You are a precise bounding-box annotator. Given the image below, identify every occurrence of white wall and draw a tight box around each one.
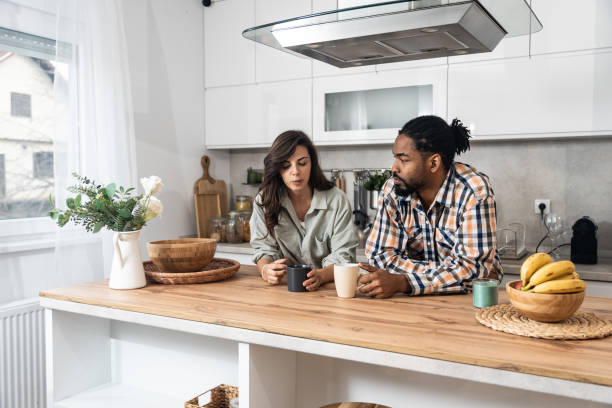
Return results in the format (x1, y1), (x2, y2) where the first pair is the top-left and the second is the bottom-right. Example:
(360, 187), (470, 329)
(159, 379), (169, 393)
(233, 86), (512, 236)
(120, 0), (229, 254)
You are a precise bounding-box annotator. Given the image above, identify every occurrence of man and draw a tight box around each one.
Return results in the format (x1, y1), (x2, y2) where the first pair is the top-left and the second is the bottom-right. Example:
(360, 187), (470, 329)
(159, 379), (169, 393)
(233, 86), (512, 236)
(359, 115), (503, 298)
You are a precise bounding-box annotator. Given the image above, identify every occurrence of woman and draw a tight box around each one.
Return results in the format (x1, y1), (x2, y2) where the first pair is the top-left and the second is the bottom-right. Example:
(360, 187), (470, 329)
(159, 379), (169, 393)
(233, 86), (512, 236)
(250, 130), (357, 291)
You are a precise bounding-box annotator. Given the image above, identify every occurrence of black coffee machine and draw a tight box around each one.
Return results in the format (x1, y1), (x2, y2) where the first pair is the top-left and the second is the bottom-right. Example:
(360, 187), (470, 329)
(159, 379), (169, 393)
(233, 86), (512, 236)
(570, 216), (597, 264)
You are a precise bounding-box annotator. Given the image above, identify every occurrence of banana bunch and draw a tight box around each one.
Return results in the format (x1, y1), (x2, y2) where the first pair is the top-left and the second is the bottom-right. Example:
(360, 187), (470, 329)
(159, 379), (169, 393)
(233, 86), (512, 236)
(519, 253), (585, 294)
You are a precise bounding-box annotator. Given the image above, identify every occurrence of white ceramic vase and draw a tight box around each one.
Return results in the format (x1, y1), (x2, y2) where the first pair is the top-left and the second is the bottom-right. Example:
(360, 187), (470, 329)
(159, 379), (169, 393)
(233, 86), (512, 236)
(109, 230), (146, 289)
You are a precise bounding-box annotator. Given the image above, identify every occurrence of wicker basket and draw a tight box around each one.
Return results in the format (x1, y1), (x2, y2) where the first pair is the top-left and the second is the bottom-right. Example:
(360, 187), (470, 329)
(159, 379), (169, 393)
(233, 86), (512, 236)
(185, 384), (238, 408)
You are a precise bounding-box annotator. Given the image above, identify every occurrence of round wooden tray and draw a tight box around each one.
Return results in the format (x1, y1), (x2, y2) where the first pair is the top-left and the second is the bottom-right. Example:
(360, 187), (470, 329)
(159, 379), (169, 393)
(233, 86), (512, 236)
(476, 304), (612, 340)
(144, 258), (240, 284)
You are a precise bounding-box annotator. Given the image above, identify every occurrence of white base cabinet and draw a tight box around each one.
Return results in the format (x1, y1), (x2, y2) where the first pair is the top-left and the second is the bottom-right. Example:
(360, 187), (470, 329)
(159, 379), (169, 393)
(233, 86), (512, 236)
(43, 299), (612, 408)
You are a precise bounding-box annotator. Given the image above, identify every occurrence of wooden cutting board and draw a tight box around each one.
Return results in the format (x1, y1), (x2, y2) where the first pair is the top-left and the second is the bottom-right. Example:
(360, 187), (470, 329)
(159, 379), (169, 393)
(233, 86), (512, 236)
(194, 155), (228, 238)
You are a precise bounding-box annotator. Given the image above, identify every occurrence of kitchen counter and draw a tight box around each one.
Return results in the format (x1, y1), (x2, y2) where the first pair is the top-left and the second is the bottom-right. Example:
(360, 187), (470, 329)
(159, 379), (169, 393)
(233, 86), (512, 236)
(218, 242), (612, 282)
(40, 265), (612, 406)
(501, 255), (612, 282)
(217, 242), (373, 264)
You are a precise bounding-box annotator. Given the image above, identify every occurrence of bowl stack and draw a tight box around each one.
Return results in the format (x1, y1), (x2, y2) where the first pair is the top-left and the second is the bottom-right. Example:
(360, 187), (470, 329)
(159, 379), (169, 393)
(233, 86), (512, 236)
(147, 238), (217, 272)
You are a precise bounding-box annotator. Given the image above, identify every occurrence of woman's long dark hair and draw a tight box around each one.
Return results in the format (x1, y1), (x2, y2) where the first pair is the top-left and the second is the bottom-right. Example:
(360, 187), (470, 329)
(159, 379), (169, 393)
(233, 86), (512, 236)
(258, 130), (333, 236)
(398, 115), (471, 169)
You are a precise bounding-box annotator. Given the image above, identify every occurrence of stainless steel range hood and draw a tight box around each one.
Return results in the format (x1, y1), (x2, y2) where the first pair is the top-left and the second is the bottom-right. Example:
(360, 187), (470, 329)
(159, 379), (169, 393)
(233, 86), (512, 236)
(242, 0), (542, 68)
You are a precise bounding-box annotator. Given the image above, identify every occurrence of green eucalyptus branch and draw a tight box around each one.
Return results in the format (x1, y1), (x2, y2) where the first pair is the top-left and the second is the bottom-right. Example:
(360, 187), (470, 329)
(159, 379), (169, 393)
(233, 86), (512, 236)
(49, 173), (163, 233)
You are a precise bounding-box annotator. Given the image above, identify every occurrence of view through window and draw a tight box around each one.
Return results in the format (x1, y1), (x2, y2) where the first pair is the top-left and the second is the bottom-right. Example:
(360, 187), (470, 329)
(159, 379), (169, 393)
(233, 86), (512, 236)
(0, 27), (56, 220)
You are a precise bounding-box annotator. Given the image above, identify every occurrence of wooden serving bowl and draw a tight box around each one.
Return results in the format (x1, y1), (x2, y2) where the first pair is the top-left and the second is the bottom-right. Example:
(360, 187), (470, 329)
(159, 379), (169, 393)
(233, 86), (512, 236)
(506, 280), (585, 323)
(147, 238), (217, 272)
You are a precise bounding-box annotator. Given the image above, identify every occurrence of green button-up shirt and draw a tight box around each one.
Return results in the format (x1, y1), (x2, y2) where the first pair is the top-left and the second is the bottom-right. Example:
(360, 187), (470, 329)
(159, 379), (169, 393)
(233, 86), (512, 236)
(250, 187), (357, 269)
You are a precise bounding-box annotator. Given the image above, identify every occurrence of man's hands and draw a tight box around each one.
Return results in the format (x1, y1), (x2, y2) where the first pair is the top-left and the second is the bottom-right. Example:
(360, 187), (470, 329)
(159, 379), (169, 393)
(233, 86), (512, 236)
(261, 259), (287, 284)
(357, 263), (408, 298)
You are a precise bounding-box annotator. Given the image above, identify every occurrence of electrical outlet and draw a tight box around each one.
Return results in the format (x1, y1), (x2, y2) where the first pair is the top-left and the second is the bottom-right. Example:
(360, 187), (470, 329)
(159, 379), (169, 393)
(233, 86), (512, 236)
(534, 199), (550, 215)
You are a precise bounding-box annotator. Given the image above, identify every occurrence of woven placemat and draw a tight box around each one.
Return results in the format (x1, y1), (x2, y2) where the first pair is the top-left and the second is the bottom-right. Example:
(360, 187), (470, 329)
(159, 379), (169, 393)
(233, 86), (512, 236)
(475, 304), (612, 340)
(144, 258), (239, 284)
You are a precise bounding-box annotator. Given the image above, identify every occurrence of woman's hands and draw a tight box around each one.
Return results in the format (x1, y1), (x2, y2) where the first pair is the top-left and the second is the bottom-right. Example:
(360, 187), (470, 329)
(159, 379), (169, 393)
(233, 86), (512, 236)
(303, 265), (334, 291)
(261, 259), (287, 285)
(259, 260), (334, 291)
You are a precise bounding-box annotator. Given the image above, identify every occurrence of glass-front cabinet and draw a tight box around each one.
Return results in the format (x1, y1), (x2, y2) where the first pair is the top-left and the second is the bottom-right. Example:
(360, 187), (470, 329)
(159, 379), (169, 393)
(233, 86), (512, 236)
(313, 66), (446, 145)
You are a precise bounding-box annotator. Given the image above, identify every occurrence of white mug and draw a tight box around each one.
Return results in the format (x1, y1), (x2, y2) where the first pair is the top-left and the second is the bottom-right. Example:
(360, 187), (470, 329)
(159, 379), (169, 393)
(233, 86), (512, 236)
(334, 263), (364, 298)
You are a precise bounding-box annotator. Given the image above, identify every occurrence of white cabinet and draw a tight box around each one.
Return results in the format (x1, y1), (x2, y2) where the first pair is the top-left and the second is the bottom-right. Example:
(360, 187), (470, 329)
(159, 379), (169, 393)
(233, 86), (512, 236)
(205, 79), (311, 148)
(204, 0), (255, 87)
(254, 0), (312, 82)
(531, 0), (612, 55)
(313, 66), (447, 145)
(448, 51), (612, 139)
(205, 85), (257, 147)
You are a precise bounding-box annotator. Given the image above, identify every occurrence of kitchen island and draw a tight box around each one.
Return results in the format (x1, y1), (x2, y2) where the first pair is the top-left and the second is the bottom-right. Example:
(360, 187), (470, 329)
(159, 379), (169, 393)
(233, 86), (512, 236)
(40, 265), (612, 408)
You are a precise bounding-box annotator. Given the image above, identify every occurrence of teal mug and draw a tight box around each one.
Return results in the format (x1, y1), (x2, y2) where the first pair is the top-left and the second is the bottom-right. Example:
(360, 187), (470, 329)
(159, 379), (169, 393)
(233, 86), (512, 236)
(472, 278), (499, 308)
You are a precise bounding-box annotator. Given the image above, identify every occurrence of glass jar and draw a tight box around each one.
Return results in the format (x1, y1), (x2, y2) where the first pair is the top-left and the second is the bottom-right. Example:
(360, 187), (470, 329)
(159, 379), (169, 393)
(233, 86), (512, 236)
(226, 211), (244, 243)
(235, 195), (252, 212)
(209, 216), (227, 242)
(238, 210), (252, 242)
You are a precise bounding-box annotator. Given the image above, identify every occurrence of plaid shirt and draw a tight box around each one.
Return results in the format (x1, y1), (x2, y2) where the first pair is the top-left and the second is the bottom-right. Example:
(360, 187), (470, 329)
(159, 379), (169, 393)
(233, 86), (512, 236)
(365, 162), (503, 295)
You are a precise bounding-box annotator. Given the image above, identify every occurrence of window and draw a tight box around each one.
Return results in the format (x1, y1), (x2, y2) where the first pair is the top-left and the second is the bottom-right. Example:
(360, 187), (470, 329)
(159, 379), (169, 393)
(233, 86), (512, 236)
(0, 27), (56, 221)
(11, 92), (32, 117)
(33, 151), (53, 178)
(0, 154), (5, 199)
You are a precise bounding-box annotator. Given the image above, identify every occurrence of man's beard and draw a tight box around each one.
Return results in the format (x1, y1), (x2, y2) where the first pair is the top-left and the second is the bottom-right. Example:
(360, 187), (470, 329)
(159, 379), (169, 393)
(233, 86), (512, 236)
(393, 173), (423, 197)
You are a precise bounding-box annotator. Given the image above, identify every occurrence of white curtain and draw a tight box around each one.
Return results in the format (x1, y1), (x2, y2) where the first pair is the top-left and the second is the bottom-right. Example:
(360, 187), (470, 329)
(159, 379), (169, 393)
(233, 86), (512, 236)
(51, 0), (138, 288)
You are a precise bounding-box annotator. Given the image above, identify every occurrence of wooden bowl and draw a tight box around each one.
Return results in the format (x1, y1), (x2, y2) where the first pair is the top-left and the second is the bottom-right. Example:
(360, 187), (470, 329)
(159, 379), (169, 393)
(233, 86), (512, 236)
(506, 280), (585, 323)
(147, 238), (217, 272)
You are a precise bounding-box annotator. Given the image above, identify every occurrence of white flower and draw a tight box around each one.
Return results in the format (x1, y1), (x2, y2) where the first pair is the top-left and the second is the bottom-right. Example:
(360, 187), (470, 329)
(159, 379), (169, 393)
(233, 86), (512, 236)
(144, 196), (163, 222)
(140, 175), (163, 195)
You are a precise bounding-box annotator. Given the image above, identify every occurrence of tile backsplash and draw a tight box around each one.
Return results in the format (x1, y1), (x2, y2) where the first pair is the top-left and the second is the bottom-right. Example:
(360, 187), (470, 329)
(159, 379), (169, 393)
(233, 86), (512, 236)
(229, 137), (612, 254)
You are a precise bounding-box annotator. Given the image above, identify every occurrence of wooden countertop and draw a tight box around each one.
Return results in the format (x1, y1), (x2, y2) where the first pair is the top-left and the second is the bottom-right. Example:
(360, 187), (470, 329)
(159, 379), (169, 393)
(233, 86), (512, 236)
(40, 265), (612, 387)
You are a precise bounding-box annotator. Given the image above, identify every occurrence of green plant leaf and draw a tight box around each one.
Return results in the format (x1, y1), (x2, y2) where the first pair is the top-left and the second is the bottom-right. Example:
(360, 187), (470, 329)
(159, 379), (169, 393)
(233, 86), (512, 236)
(58, 214), (70, 227)
(49, 209), (59, 220)
(48, 194), (54, 208)
(118, 208), (131, 219)
(93, 221), (104, 233)
(66, 197), (75, 210)
(74, 194), (82, 207)
(95, 199), (104, 210)
(105, 183), (117, 199)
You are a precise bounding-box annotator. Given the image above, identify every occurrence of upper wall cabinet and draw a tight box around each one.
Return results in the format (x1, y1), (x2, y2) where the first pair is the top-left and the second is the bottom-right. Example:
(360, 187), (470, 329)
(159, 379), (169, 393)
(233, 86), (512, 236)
(255, 0), (312, 82)
(531, 0), (612, 55)
(313, 66), (447, 145)
(205, 79), (311, 148)
(205, 0), (255, 88)
(448, 51), (612, 139)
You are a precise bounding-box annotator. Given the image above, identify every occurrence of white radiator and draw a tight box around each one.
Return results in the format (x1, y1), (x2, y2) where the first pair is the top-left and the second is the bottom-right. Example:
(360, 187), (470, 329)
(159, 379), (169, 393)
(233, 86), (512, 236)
(0, 298), (46, 408)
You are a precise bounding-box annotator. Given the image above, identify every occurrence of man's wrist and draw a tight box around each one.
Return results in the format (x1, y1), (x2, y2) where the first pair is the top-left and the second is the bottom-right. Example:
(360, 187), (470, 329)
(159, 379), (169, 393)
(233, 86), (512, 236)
(397, 274), (409, 293)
